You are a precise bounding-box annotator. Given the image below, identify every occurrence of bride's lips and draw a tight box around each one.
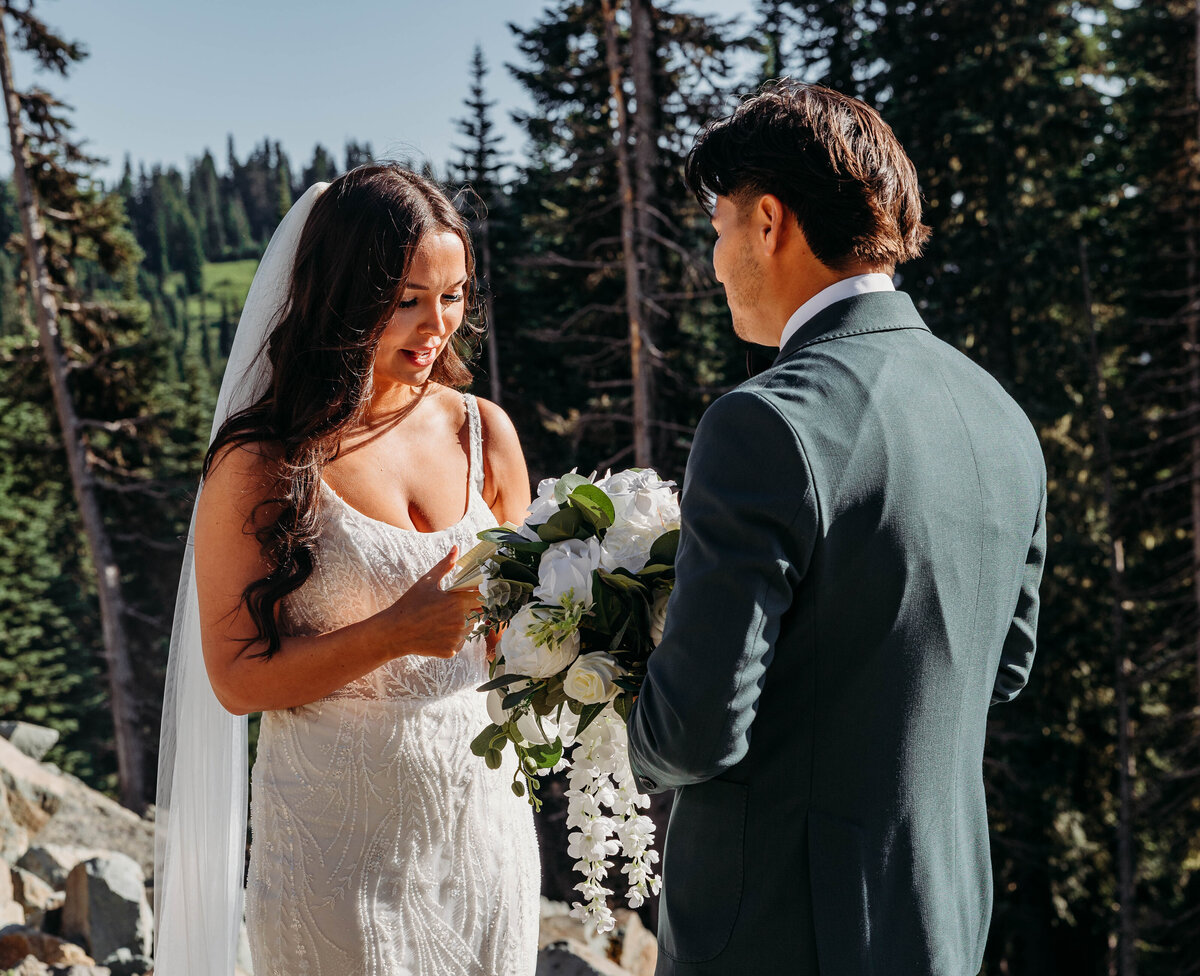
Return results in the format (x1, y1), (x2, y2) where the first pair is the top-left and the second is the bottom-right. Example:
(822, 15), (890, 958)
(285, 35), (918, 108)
(401, 345), (439, 367)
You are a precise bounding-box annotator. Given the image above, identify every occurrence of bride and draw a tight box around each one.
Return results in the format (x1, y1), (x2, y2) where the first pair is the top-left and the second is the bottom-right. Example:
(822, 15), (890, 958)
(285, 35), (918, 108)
(153, 165), (540, 975)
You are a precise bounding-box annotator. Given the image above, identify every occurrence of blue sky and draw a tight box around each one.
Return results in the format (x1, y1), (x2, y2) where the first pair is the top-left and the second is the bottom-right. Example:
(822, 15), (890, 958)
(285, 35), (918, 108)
(10, 0), (758, 186)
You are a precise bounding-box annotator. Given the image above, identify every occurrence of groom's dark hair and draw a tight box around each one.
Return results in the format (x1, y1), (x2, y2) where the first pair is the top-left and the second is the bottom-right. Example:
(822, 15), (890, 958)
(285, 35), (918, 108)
(685, 81), (931, 271)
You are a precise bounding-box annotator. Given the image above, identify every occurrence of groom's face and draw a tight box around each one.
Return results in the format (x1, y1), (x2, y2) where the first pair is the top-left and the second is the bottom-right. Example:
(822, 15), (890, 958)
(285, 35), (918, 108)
(711, 195), (765, 343)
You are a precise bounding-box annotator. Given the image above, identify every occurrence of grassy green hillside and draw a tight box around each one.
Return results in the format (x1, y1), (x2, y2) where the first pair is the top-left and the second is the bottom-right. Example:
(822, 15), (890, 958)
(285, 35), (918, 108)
(163, 258), (259, 322)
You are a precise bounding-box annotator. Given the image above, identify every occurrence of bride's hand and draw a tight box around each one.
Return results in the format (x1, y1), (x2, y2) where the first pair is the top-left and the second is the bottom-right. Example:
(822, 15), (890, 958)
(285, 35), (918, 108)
(384, 547), (482, 659)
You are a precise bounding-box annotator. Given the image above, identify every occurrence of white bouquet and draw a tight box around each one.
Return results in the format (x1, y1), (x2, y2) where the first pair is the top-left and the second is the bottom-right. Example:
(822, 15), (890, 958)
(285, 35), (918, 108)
(454, 468), (679, 931)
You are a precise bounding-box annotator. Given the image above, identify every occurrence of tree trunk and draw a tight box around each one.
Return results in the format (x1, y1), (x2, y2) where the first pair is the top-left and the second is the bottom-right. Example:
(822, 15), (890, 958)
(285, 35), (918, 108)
(1081, 238), (1137, 976)
(1191, 0), (1200, 711)
(0, 15), (146, 810)
(630, 0), (660, 460)
(601, 0), (653, 467)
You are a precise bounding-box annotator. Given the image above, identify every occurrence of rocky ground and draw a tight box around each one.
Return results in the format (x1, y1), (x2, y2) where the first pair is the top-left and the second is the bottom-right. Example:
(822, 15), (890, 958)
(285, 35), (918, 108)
(0, 721), (657, 976)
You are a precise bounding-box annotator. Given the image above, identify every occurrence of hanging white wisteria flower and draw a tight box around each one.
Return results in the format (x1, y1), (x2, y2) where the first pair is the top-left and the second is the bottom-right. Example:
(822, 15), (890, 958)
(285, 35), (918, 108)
(456, 468), (677, 931)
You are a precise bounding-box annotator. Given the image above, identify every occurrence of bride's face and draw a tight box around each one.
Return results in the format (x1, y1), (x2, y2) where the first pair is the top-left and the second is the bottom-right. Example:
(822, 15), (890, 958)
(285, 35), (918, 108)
(374, 230), (468, 387)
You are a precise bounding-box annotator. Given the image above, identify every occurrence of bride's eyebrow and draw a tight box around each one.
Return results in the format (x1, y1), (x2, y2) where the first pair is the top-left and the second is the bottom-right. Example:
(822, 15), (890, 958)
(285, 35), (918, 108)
(405, 277), (469, 291)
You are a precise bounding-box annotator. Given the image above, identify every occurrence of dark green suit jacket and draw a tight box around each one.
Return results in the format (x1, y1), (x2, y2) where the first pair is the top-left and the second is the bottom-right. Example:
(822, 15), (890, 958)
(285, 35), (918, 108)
(627, 291), (1046, 976)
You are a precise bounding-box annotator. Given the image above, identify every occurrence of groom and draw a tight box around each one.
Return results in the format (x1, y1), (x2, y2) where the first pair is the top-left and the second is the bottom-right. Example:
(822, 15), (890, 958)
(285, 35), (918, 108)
(627, 82), (1047, 975)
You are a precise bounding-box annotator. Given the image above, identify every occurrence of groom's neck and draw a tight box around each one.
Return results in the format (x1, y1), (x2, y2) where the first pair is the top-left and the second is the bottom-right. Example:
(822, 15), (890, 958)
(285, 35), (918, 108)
(764, 254), (894, 345)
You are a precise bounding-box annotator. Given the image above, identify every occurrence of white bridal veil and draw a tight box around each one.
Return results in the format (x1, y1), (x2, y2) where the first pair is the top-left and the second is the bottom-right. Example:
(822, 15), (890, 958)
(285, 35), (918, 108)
(154, 182), (329, 974)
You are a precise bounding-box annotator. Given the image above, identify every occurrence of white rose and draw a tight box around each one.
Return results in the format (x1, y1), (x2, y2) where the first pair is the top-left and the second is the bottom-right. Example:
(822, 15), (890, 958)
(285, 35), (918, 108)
(499, 605), (580, 679)
(626, 485), (680, 533)
(598, 469), (678, 528)
(599, 520), (657, 574)
(650, 588), (670, 646)
(596, 468), (643, 497)
(534, 537), (601, 608)
(518, 478), (563, 540)
(563, 652), (624, 705)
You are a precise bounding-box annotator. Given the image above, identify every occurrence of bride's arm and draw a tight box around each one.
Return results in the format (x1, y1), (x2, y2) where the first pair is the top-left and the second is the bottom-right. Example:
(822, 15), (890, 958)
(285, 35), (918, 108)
(475, 399), (532, 661)
(476, 398), (533, 526)
(194, 443), (480, 716)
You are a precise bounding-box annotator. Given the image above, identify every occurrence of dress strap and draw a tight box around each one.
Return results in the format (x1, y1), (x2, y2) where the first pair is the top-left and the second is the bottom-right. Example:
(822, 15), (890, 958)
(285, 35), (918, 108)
(464, 393), (485, 495)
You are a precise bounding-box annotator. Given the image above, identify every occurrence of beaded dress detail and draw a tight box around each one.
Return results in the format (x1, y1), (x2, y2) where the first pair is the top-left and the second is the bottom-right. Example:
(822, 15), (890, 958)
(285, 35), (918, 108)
(245, 394), (540, 976)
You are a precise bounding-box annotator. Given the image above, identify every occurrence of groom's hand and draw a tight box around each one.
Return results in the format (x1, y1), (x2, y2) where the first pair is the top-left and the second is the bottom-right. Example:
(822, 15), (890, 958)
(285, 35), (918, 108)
(382, 547), (484, 659)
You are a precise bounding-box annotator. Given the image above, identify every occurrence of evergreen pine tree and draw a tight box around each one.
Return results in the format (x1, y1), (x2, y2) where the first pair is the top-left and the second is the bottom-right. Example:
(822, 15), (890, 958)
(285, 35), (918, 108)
(507, 0), (745, 479)
(301, 143), (338, 191)
(455, 44), (505, 404)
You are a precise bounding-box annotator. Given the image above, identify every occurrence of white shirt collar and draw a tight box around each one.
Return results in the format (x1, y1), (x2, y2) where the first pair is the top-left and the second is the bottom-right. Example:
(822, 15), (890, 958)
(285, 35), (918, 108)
(777, 273), (896, 351)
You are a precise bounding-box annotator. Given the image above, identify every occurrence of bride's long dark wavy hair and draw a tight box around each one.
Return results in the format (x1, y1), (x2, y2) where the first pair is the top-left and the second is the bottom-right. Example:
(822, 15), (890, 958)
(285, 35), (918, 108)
(204, 164), (477, 660)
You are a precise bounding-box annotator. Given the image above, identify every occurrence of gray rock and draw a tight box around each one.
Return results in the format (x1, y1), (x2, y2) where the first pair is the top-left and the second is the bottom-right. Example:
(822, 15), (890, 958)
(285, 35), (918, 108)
(32, 774), (153, 883)
(0, 724), (60, 763)
(611, 909), (657, 976)
(536, 941), (633, 976)
(12, 866), (58, 912)
(539, 905), (611, 955)
(61, 854), (153, 961)
(100, 947), (152, 976)
(537, 901), (657, 976)
(0, 738), (65, 863)
(6, 959), (112, 976)
(0, 781), (27, 865)
(17, 846), (106, 891)
(0, 925), (96, 967)
(0, 851), (23, 925)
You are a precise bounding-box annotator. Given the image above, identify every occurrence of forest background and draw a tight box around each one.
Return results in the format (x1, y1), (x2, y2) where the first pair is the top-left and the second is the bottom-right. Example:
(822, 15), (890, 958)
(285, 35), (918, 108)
(0, 0), (1194, 973)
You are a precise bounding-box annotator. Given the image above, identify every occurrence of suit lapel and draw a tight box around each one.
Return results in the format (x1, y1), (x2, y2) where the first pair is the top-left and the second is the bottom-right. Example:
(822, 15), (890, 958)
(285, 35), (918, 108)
(773, 291), (931, 366)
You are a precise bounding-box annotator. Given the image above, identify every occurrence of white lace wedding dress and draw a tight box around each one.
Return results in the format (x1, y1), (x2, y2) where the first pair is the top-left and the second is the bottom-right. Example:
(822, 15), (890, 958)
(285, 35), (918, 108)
(244, 393), (540, 976)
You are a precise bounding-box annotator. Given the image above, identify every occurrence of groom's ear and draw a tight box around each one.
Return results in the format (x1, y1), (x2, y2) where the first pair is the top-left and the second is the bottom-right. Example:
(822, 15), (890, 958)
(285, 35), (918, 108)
(754, 193), (790, 257)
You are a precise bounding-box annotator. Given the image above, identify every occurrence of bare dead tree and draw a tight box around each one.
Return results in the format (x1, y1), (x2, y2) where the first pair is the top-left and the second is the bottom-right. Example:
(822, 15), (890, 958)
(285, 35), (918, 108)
(601, 0), (653, 467)
(1191, 0), (1200, 709)
(0, 7), (145, 809)
(1082, 237), (1137, 976)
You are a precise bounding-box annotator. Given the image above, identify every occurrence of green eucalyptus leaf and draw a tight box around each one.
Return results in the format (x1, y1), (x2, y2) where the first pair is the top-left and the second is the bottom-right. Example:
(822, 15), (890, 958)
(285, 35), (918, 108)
(470, 723), (504, 758)
(524, 737), (564, 769)
(477, 528), (527, 546)
(537, 507), (588, 542)
(599, 569), (648, 593)
(554, 473), (592, 504)
(649, 530), (681, 565)
(568, 484), (616, 530)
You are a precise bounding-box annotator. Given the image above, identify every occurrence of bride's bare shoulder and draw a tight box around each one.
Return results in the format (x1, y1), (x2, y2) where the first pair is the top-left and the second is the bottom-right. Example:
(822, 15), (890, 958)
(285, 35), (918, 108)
(198, 440), (288, 526)
(472, 396), (521, 450)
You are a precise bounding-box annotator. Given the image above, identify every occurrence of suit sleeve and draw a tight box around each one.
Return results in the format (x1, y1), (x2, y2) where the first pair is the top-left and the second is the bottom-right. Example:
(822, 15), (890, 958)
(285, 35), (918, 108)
(991, 488), (1047, 705)
(627, 390), (817, 792)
